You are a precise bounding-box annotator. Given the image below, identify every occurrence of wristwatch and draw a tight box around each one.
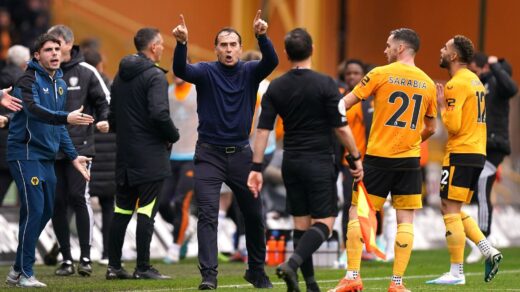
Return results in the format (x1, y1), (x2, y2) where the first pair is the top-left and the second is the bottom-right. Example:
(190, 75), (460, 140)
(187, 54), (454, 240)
(346, 153), (361, 161)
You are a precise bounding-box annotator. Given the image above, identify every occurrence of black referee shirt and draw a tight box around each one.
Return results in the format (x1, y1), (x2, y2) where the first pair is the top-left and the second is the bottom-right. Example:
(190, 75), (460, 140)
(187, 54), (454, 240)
(258, 68), (346, 154)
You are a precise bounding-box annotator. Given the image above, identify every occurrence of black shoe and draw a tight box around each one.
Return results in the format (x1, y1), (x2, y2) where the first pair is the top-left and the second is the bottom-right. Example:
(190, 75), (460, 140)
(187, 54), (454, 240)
(43, 243), (59, 266)
(133, 266), (171, 280)
(106, 266), (133, 280)
(55, 261), (75, 276)
(276, 262), (300, 292)
(78, 258), (92, 277)
(198, 278), (217, 290)
(244, 269), (273, 288)
(306, 282), (320, 292)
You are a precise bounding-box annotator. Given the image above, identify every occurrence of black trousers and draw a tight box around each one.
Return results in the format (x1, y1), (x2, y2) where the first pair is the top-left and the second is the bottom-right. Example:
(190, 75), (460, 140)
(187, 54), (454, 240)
(97, 196), (114, 259)
(194, 143), (265, 279)
(0, 168), (13, 206)
(226, 153), (274, 249)
(158, 160), (195, 244)
(52, 159), (93, 260)
(474, 150), (505, 237)
(108, 179), (164, 270)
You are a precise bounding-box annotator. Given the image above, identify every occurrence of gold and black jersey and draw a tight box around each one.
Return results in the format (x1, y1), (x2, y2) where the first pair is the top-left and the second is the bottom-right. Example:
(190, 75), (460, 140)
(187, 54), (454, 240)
(352, 62), (437, 159)
(442, 68), (486, 167)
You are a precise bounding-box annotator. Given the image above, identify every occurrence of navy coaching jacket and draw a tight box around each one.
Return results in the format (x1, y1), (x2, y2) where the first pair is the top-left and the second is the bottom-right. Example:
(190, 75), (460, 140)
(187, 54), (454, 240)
(7, 59), (78, 161)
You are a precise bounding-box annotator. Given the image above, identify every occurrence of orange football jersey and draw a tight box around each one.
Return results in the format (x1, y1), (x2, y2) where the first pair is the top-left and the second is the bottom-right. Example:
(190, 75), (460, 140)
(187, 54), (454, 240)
(352, 62), (437, 158)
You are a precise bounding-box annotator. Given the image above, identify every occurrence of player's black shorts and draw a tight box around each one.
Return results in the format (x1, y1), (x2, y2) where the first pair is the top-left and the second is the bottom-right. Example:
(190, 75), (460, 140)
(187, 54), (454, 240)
(440, 153), (485, 203)
(352, 155), (422, 211)
(282, 152), (338, 218)
(440, 165), (483, 203)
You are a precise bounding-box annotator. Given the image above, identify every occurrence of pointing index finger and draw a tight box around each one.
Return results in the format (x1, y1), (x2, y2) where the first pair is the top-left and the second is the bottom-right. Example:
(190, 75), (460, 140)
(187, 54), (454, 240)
(254, 10), (261, 23)
(180, 14), (186, 27)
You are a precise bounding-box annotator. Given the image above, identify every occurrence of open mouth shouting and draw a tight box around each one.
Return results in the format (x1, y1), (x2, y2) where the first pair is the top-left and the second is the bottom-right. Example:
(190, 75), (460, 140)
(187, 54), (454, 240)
(224, 55), (234, 64)
(50, 58), (60, 68)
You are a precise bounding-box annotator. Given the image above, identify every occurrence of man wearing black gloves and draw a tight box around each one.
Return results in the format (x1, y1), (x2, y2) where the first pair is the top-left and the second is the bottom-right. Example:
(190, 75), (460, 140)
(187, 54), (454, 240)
(106, 27), (179, 280)
(172, 10), (278, 290)
(467, 53), (518, 263)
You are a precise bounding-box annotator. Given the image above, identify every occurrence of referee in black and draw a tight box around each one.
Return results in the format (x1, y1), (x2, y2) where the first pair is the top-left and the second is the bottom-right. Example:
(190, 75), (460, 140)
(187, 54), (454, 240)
(248, 28), (363, 292)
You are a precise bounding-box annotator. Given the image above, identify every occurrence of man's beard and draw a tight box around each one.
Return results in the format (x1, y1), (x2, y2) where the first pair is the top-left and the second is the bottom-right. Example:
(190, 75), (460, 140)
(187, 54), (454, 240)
(440, 57), (449, 68)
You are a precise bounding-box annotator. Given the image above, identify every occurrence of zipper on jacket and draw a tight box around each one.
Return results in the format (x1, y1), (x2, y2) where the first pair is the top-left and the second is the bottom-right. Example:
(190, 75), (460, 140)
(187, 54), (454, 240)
(25, 117), (31, 160)
(53, 77), (58, 137)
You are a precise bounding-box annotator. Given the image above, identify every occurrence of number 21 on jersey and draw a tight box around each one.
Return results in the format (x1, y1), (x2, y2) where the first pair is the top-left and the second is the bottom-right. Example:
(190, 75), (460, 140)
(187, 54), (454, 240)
(385, 91), (423, 130)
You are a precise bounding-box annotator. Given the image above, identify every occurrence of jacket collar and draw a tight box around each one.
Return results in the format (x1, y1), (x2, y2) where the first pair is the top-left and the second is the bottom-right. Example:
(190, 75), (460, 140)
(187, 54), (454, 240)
(28, 58), (63, 80)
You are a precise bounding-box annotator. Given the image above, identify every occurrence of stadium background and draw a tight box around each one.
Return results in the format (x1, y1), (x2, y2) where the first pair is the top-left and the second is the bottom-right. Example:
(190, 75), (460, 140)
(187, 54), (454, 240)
(50, 0), (520, 171)
(1, 0), (519, 271)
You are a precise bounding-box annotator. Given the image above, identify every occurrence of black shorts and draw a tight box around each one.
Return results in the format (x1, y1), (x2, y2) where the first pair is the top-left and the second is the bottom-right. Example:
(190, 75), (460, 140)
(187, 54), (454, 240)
(282, 152), (338, 218)
(352, 156), (422, 211)
(440, 165), (482, 203)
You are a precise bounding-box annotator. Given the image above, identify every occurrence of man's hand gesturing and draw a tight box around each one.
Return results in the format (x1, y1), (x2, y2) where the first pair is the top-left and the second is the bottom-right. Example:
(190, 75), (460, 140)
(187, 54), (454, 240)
(253, 10), (268, 36)
(0, 87), (22, 112)
(172, 14), (188, 44)
(67, 105), (95, 126)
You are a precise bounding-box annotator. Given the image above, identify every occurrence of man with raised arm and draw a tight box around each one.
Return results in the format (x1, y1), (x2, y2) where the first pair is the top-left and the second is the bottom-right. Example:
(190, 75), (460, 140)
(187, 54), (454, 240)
(172, 10), (278, 290)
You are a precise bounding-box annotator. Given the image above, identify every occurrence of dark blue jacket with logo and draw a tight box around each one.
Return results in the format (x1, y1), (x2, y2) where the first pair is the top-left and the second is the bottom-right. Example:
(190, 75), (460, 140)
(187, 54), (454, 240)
(7, 59), (78, 161)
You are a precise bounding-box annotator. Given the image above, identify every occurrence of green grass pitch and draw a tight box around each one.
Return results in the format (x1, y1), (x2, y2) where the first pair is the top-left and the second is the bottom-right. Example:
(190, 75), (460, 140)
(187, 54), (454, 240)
(0, 248), (519, 291)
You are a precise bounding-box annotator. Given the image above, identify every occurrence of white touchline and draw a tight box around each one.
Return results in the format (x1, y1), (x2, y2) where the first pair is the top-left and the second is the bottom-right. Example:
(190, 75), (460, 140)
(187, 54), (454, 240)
(137, 269), (520, 291)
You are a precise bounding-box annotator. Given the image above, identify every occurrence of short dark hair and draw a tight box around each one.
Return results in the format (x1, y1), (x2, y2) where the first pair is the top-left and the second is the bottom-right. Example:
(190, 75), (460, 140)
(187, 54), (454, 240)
(33, 33), (61, 54)
(83, 49), (102, 67)
(337, 59), (365, 81)
(134, 27), (160, 52)
(80, 37), (101, 52)
(284, 28), (313, 62)
(390, 28), (420, 53)
(453, 35), (474, 64)
(472, 51), (488, 68)
(214, 27), (242, 46)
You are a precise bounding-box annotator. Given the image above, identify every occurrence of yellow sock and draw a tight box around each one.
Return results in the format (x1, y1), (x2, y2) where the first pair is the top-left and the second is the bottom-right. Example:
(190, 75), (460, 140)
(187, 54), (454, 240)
(393, 223), (414, 276)
(461, 211), (485, 243)
(346, 219), (363, 271)
(443, 213), (465, 263)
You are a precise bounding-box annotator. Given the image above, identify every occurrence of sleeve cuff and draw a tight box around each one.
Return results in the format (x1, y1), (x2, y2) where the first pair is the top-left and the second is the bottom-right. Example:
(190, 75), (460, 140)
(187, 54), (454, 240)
(58, 112), (69, 124)
(256, 34), (268, 42)
(68, 152), (78, 161)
